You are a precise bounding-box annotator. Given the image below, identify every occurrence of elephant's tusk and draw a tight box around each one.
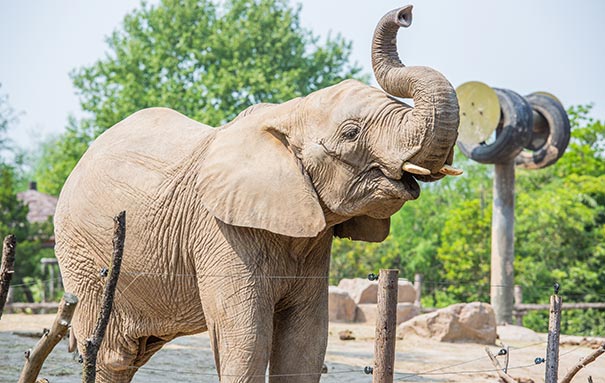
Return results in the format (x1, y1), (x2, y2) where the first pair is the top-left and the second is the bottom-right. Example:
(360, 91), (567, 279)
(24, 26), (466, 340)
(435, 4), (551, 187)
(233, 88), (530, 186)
(439, 164), (463, 176)
(402, 162), (431, 175)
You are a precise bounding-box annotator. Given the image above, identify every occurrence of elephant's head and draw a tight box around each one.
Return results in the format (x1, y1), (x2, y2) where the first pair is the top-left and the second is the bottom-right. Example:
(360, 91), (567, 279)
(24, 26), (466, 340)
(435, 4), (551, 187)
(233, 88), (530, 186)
(197, 6), (460, 241)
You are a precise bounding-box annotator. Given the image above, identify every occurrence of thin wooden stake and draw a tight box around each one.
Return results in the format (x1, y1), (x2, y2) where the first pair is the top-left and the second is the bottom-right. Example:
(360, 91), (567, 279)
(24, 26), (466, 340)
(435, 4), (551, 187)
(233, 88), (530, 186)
(18, 293), (79, 383)
(485, 347), (516, 383)
(0, 234), (16, 319)
(545, 291), (562, 383)
(560, 342), (605, 383)
(373, 269), (399, 383)
(82, 211), (126, 383)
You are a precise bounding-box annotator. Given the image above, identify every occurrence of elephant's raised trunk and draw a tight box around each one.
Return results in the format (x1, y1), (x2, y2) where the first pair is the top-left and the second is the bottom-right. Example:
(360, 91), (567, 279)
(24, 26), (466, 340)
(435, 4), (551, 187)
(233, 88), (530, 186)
(372, 5), (460, 177)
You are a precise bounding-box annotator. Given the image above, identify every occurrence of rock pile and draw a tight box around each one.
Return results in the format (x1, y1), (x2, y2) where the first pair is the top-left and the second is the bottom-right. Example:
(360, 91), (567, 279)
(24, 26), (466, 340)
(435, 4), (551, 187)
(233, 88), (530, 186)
(397, 302), (497, 344)
(328, 278), (419, 324)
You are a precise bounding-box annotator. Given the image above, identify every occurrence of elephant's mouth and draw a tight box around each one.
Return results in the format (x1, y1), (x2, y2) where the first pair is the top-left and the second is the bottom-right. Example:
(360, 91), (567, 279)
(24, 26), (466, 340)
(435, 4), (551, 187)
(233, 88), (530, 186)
(374, 168), (420, 201)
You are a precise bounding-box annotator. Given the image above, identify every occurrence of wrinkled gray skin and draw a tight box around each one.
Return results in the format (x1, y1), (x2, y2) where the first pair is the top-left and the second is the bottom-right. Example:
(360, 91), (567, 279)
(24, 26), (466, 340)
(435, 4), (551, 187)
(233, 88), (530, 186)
(55, 6), (459, 383)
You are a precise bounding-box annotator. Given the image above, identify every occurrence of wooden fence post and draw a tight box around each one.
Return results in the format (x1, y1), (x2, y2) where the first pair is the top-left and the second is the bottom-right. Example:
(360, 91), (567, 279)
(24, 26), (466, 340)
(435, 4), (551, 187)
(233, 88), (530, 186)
(373, 269), (399, 383)
(18, 293), (79, 383)
(0, 234), (16, 319)
(82, 211), (126, 383)
(545, 285), (562, 383)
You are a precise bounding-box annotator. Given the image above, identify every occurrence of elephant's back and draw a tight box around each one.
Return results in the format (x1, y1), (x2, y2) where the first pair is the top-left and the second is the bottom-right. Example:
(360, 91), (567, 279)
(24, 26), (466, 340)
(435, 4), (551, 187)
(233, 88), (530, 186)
(55, 107), (214, 270)
(57, 108), (211, 214)
(91, 107), (214, 166)
(77, 107), (213, 183)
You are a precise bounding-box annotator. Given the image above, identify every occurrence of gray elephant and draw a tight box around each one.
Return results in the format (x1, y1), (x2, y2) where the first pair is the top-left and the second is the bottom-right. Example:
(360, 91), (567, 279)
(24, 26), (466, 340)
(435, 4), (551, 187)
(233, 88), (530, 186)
(55, 5), (460, 383)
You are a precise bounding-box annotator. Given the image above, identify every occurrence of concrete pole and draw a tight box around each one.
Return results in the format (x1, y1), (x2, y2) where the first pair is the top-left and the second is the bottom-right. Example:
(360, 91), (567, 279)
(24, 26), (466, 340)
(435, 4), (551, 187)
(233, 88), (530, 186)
(491, 161), (515, 324)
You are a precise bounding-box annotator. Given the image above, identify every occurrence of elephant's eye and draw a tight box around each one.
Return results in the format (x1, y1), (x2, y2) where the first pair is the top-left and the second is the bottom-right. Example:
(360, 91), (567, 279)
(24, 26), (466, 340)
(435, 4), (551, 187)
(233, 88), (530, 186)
(341, 125), (360, 141)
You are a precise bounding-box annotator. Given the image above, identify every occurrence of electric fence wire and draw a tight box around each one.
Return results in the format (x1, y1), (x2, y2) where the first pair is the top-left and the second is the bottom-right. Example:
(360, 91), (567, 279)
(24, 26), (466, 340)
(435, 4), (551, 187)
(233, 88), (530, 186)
(8, 276), (62, 289)
(123, 364), (361, 378)
(396, 361), (543, 381)
(393, 341), (547, 381)
(9, 270), (605, 296)
(7, 267), (604, 381)
(16, 339), (603, 382)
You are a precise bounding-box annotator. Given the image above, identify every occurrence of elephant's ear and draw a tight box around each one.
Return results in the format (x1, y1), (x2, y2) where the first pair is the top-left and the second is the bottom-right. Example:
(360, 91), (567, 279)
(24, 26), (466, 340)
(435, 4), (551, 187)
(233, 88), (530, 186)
(196, 124), (325, 237)
(334, 216), (390, 242)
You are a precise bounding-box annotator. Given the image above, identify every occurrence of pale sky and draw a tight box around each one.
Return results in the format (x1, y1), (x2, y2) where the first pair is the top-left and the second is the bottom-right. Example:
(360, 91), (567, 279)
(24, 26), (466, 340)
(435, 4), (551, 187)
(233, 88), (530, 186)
(1, 0), (604, 150)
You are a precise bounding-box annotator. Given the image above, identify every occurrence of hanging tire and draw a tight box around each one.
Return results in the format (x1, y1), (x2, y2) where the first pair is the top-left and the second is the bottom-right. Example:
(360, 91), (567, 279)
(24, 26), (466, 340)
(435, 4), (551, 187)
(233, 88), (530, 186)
(515, 93), (571, 169)
(457, 88), (533, 164)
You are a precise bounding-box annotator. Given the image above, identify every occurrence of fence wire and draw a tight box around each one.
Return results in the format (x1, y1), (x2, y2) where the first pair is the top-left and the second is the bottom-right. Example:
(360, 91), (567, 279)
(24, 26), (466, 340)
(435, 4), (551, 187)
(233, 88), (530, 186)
(4, 268), (604, 381)
(8, 271), (605, 307)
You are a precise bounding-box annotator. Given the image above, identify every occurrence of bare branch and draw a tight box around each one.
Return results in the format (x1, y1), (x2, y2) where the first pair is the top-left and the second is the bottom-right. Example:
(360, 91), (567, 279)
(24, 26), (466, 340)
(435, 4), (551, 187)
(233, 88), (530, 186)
(485, 347), (517, 383)
(82, 211), (126, 383)
(0, 234), (16, 318)
(18, 293), (79, 383)
(560, 342), (605, 383)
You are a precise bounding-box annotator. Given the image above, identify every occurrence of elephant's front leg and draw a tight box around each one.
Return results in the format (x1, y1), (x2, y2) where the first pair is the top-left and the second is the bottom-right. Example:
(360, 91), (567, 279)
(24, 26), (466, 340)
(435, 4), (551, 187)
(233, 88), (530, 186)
(269, 279), (329, 383)
(199, 278), (274, 383)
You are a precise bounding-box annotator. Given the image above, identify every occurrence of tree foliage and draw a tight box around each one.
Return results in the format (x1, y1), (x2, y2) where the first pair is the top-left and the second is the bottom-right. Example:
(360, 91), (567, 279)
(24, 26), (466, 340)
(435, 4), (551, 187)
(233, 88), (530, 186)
(34, 0), (364, 195)
(33, 116), (94, 196)
(74, 0), (363, 130)
(0, 89), (54, 302)
(0, 84), (18, 161)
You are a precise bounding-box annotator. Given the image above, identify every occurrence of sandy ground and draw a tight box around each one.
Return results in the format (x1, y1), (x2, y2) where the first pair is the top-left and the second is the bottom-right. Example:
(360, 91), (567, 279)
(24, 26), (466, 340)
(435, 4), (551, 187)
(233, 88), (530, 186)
(1, 314), (603, 382)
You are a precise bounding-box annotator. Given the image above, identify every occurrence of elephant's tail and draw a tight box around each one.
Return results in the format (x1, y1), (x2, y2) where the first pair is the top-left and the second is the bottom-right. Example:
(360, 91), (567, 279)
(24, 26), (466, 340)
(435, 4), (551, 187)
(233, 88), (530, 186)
(68, 325), (77, 353)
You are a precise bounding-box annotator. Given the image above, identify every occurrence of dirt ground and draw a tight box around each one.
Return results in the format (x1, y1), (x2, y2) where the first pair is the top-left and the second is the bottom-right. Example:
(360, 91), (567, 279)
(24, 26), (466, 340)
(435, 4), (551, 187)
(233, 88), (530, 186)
(1, 314), (603, 382)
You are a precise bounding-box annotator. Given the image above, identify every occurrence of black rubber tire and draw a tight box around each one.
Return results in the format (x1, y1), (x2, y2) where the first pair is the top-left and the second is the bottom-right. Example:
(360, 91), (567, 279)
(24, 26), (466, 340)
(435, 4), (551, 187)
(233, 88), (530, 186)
(457, 88), (533, 164)
(515, 93), (571, 169)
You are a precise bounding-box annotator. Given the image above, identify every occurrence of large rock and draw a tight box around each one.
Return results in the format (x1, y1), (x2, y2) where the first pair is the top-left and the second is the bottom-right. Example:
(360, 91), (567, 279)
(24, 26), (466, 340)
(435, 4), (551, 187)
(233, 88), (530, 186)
(355, 303), (420, 325)
(337, 278), (417, 304)
(328, 286), (356, 322)
(398, 302), (497, 344)
(497, 324), (543, 342)
(338, 278), (378, 304)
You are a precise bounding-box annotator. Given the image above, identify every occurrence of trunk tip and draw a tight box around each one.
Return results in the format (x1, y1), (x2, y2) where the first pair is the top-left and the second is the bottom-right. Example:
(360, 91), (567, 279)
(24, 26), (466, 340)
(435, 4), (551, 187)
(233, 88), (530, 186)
(397, 5), (413, 28)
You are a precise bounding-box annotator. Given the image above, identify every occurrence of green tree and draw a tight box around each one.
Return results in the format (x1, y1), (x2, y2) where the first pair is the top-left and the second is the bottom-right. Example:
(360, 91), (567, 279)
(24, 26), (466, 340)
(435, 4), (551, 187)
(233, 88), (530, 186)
(0, 84), (18, 160)
(514, 106), (605, 335)
(0, 88), (54, 302)
(436, 199), (492, 303)
(0, 164), (55, 302)
(555, 104), (605, 178)
(32, 116), (94, 196)
(35, 0), (364, 195)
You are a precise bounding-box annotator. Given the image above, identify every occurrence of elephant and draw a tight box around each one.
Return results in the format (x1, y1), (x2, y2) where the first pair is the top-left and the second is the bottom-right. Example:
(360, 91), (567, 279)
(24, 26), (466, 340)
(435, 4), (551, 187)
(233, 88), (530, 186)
(54, 5), (461, 383)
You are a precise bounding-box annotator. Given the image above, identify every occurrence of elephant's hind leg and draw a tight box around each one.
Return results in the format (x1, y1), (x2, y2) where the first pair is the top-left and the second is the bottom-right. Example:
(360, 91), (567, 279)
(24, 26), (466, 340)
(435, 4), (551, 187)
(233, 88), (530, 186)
(132, 335), (169, 368)
(95, 366), (137, 383)
(92, 334), (168, 382)
(82, 324), (143, 383)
